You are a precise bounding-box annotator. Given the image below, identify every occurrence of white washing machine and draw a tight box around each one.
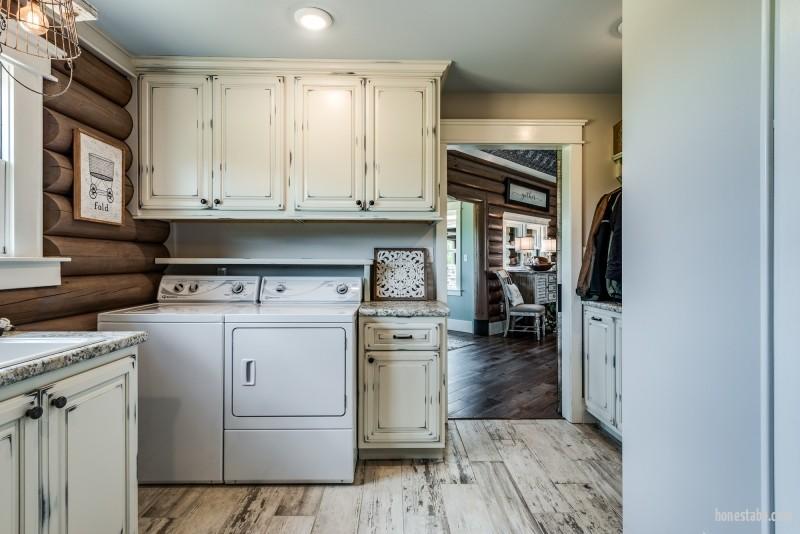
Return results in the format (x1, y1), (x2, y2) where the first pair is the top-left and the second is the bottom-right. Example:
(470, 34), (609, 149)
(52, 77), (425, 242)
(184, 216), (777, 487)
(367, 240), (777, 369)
(98, 276), (260, 483)
(223, 276), (361, 483)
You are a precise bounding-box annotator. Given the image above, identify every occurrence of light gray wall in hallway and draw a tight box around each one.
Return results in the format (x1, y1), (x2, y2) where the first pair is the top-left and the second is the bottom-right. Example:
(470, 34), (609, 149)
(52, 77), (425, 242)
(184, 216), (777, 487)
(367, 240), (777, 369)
(622, 0), (767, 532)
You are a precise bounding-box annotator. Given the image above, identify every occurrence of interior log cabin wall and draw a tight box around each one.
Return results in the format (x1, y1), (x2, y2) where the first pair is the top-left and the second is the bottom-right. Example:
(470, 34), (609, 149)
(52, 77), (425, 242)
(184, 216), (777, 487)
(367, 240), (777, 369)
(447, 150), (557, 334)
(0, 49), (170, 331)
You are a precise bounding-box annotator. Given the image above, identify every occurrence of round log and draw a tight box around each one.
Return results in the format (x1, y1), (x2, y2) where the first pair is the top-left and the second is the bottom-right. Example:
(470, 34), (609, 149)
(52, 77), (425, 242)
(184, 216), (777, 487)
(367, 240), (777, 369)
(43, 108), (133, 170)
(44, 71), (133, 140)
(52, 49), (132, 107)
(16, 311), (102, 332)
(44, 236), (168, 276)
(43, 192), (170, 243)
(0, 273), (161, 326)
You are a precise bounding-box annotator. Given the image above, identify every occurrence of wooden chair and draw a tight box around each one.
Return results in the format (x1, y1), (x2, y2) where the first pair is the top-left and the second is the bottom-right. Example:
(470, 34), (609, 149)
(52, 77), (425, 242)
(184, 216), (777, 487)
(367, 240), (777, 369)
(496, 270), (546, 339)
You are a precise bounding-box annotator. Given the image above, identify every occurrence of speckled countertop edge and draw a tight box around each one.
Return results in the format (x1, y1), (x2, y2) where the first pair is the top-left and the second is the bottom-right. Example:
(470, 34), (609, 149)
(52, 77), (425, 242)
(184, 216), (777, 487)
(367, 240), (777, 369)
(0, 331), (148, 388)
(582, 300), (623, 313)
(359, 301), (450, 318)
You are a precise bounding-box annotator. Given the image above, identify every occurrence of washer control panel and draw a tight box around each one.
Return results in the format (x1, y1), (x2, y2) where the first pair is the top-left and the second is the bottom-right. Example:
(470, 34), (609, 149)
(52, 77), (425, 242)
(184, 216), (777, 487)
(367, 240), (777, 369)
(158, 276), (260, 302)
(260, 277), (362, 303)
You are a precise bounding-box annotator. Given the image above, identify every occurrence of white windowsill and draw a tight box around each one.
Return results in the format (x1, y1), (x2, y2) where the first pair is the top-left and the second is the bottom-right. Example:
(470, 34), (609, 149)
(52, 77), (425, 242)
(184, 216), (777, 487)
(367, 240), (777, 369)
(447, 289), (463, 296)
(0, 257), (70, 290)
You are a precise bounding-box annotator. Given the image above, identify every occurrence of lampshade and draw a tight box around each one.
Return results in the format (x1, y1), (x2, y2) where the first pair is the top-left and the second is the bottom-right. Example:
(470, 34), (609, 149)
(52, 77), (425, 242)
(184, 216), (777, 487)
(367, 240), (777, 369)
(515, 236), (535, 252)
(0, 0), (81, 61)
(542, 238), (557, 253)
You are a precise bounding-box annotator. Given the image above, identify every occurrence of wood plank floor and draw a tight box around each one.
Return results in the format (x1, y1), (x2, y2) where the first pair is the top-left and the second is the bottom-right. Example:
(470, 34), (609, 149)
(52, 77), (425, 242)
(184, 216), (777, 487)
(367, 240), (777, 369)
(138, 420), (621, 534)
(448, 331), (559, 419)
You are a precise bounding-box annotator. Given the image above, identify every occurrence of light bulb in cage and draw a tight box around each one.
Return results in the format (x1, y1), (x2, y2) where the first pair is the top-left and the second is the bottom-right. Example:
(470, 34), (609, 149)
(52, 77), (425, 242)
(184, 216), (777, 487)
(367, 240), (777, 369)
(19, 1), (50, 36)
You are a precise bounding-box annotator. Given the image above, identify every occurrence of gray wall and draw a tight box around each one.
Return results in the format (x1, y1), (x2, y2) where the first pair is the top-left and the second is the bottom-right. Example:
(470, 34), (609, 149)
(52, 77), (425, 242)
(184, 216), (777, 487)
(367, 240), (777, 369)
(622, 1), (768, 532)
(448, 202), (476, 323)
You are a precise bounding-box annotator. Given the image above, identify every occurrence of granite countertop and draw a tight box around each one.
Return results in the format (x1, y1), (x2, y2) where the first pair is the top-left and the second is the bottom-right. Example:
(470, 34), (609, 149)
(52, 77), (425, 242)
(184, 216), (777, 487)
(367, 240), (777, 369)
(359, 301), (450, 318)
(0, 331), (148, 388)
(583, 300), (623, 314)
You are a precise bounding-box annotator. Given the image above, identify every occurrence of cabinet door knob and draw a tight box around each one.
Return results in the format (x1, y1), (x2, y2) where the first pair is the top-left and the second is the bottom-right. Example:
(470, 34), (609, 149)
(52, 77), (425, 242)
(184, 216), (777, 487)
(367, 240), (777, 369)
(214, 199), (221, 206)
(51, 396), (67, 409)
(356, 200), (362, 207)
(367, 357), (375, 364)
(26, 406), (43, 420)
(368, 200), (375, 207)
(200, 198), (208, 205)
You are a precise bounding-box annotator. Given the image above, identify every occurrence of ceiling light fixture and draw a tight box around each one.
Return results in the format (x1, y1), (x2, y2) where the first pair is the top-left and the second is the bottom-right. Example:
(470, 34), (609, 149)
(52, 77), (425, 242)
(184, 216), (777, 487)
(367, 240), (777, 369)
(294, 7), (333, 31)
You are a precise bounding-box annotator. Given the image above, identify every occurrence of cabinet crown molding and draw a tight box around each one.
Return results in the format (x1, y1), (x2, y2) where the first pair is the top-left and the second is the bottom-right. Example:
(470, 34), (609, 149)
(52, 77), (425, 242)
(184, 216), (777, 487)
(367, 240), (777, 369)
(133, 57), (452, 79)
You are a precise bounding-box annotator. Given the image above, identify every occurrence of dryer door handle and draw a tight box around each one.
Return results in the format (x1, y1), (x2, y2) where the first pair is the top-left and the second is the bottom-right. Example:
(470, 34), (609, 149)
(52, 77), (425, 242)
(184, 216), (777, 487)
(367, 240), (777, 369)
(242, 359), (256, 386)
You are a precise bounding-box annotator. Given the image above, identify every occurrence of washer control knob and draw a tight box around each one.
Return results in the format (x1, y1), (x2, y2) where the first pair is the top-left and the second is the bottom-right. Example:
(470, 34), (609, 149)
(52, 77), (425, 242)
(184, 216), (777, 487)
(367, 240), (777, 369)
(231, 282), (245, 295)
(173, 283), (185, 293)
(188, 283), (199, 293)
(275, 283), (287, 293)
(336, 283), (349, 295)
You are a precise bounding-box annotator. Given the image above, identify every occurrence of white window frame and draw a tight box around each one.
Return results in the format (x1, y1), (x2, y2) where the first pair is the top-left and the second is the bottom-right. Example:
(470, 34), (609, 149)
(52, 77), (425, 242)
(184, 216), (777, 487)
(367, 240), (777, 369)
(446, 200), (462, 295)
(0, 49), (69, 290)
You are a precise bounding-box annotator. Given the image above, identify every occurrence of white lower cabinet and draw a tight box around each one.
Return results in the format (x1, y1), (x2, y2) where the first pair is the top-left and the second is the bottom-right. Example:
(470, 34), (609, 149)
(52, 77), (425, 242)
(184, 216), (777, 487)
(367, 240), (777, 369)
(359, 317), (446, 454)
(0, 394), (39, 534)
(0, 355), (137, 534)
(583, 306), (623, 438)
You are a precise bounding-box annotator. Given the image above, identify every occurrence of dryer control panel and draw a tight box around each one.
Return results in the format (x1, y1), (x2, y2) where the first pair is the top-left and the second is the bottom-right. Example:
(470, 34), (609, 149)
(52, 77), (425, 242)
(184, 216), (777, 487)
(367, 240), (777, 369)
(260, 277), (362, 303)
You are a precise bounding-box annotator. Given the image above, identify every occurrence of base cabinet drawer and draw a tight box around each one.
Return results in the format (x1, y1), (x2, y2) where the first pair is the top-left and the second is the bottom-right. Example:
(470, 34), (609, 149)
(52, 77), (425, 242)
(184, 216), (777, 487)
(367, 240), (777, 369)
(364, 323), (440, 350)
(362, 351), (440, 444)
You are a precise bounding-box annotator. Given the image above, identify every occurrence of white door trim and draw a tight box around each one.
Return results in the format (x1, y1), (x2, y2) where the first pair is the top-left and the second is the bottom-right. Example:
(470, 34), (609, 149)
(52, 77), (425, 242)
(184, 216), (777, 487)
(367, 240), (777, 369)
(437, 118), (588, 423)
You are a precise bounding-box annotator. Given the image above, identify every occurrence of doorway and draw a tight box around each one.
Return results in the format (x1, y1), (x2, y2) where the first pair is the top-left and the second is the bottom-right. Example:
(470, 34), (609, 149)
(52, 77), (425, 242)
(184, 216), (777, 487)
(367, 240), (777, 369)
(445, 146), (561, 419)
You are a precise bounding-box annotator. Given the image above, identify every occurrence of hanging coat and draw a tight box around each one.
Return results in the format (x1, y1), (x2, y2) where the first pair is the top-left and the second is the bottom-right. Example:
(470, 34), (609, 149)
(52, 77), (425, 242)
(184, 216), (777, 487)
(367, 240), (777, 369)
(576, 187), (622, 299)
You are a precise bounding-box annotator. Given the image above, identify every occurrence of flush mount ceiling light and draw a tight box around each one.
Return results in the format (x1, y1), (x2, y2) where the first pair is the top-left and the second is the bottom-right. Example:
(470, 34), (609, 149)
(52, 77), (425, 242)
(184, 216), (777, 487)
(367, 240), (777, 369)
(294, 7), (333, 31)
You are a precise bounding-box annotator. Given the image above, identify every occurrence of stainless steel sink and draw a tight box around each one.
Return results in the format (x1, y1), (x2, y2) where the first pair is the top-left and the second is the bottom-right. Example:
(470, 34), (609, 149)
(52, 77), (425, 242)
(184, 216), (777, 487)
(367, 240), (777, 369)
(0, 337), (96, 369)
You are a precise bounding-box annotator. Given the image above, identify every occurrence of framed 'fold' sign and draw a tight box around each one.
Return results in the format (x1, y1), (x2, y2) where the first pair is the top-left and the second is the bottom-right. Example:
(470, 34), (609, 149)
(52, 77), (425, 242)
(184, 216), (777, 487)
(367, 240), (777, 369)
(73, 129), (124, 226)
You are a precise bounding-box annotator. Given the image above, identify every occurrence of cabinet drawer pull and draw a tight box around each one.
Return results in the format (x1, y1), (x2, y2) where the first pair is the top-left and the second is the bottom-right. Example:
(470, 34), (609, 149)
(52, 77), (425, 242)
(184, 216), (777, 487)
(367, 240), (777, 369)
(591, 316), (603, 322)
(51, 396), (67, 409)
(392, 334), (413, 340)
(368, 357), (375, 364)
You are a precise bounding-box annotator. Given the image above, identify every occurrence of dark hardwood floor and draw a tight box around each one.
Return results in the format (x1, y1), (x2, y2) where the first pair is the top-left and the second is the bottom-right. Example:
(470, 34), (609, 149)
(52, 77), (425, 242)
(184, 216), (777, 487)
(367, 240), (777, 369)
(448, 331), (560, 419)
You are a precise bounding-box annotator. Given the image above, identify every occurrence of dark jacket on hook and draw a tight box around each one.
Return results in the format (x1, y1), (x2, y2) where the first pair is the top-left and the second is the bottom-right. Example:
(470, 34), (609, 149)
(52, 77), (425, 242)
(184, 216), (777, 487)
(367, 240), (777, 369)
(576, 187), (622, 300)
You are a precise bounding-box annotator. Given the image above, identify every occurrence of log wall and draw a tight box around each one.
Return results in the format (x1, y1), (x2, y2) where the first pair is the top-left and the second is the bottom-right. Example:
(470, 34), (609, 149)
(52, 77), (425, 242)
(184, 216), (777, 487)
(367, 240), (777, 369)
(447, 150), (557, 329)
(0, 49), (170, 331)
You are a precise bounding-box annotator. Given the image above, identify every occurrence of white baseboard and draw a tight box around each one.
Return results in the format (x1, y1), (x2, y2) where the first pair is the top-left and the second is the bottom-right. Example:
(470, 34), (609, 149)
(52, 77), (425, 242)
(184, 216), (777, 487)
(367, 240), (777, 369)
(447, 319), (474, 334)
(489, 321), (506, 336)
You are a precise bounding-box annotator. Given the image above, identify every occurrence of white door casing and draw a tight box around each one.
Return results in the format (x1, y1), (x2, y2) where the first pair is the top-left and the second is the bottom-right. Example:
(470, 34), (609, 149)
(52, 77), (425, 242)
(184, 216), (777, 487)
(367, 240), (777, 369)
(213, 75), (285, 210)
(294, 77), (365, 211)
(366, 78), (436, 211)
(439, 119), (586, 422)
(140, 74), (212, 209)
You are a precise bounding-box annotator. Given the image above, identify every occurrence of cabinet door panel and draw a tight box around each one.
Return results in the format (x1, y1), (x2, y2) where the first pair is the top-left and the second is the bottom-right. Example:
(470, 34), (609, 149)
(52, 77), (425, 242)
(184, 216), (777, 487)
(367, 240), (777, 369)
(366, 78), (436, 211)
(294, 77), (365, 211)
(214, 76), (284, 210)
(584, 312), (614, 425)
(0, 395), (38, 534)
(140, 75), (212, 209)
(47, 358), (136, 534)
(363, 351), (440, 443)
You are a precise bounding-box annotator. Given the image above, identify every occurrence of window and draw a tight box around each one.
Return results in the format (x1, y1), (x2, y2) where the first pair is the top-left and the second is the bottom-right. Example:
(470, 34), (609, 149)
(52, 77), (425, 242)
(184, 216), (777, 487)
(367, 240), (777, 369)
(447, 201), (461, 294)
(503, 213), (550, 269)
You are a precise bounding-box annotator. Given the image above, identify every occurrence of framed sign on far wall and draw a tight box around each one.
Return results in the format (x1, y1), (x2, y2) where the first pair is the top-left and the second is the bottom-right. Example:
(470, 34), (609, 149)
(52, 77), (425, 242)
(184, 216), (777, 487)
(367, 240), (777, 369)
(73, 129), (125, 225)
(505, 178), (550, 211)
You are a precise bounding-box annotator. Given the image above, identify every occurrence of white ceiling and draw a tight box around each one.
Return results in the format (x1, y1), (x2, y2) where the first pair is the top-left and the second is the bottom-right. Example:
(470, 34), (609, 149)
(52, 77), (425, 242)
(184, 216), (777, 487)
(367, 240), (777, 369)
(86, 0), (622, 93)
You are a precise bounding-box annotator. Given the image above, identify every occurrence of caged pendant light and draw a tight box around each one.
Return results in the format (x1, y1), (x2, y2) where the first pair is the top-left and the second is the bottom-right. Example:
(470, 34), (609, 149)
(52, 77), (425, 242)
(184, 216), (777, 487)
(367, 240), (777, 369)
(0, 0), (81, 96)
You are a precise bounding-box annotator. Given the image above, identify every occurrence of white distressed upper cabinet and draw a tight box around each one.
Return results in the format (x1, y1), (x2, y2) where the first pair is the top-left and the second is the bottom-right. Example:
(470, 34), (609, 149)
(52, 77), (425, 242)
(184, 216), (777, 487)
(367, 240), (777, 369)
(45, 357), (137, 534)
(140, 74), (212, 209)
(213, 75), (285, 210)
(366, 78), (436, 211)
(0, 395), (38, 534)
(294, 77), (365, 211)
(362, 351), (440, 444)
(584, 311), (614, 426)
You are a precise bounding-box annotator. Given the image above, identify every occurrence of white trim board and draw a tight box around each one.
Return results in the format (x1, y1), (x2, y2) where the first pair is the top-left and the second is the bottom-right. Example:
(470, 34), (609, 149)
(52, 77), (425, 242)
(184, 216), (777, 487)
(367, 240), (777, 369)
(439, 118), (587, 423)
(155, 257), (373, 266)
(449, 144), (557, 183)
(447, 319), (474, 334)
